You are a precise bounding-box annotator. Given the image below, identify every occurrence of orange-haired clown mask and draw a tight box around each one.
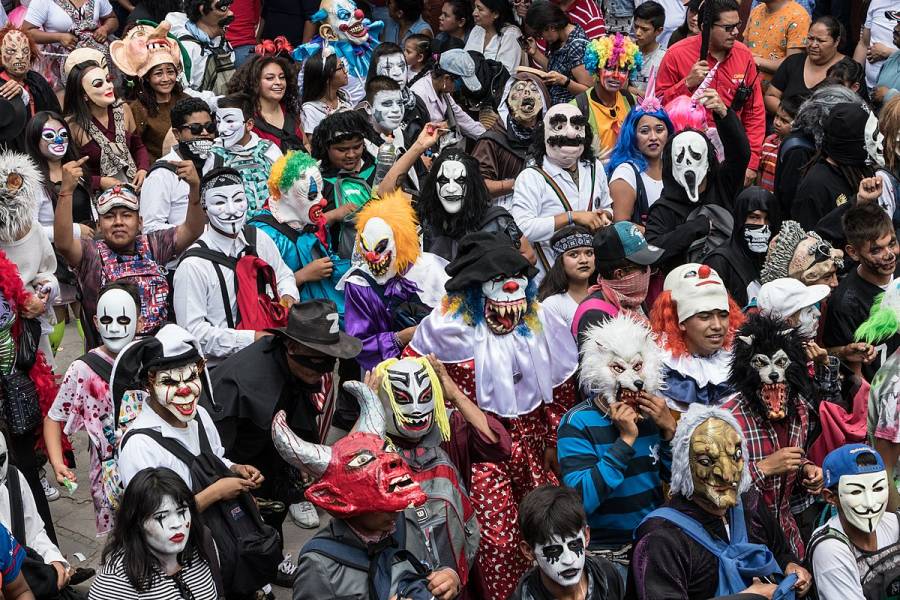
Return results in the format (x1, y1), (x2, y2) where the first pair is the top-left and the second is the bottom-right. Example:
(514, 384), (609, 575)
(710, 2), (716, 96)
(357, 217), (397, 285)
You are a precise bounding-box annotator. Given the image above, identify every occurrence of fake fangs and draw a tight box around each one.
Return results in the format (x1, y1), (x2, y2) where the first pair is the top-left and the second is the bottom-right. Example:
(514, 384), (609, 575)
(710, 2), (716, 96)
(388, 474), (414, 492)
(484, 298), (527, 334)
(616, 386), (641, 408)
(365, 250), (392, 277)
(761, 382), (787, 420)
(346, 22), (367, 37)
(401, 413), (432, 431)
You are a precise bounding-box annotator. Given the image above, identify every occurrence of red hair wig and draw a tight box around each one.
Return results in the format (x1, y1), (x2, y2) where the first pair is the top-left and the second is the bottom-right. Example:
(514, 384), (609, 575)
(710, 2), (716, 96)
(649, 290), (746, 358)
(0, 25), (41, 66)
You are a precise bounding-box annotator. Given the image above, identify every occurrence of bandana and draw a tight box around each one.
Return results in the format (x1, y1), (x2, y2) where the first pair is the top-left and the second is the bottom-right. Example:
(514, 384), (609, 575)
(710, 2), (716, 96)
(200, 171), (243, 198)
(599, 267), (650, 309)
(551, 232), (593, 254)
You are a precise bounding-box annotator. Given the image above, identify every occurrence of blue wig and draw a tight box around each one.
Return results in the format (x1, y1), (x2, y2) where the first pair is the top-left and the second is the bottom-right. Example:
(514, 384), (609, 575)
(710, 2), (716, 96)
(445, 279), (540, 338)
(606, 105), (674, 177)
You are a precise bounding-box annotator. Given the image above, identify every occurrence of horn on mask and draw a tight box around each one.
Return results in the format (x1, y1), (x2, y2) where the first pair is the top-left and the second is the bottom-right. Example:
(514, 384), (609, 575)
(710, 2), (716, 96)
(272, 410), (332, 478)
(344, 381), (387, 437)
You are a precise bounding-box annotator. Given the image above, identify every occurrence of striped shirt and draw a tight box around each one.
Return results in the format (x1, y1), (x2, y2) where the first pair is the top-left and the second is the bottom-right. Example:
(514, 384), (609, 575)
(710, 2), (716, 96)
(563, 0), (606, 39)
(558, 399), (672, 547)
(88, 550), (220, 600)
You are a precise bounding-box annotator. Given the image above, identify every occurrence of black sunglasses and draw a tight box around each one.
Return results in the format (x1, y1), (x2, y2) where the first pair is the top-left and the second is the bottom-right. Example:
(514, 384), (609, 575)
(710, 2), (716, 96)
(180, 122), (217, 135)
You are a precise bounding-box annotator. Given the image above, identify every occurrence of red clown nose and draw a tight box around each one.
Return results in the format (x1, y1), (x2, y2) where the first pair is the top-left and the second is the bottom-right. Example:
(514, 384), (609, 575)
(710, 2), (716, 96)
(354, 8), (364, 18)
(365, 251), (379, 262)
(175, 386), (192, 397)
(502, 280), (520, 293)
(698, 265), (711, 279)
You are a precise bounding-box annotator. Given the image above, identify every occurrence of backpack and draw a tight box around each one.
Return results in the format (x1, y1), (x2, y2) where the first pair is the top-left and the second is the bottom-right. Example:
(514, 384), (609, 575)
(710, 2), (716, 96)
(179, 226), (289, 330)
(249, 213), (300, 244)
(178, 34), (235, 94)
(627, 162), (650, 225)
(121, 423), (281, 596)
(97, 235), (169, 333)
(461, 51), (510, 110)
(685, 204), (734, 263)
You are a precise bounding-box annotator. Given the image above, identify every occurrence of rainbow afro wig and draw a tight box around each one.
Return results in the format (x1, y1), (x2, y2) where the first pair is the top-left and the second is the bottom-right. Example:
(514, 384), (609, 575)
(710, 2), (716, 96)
(583, 33), (643, 79)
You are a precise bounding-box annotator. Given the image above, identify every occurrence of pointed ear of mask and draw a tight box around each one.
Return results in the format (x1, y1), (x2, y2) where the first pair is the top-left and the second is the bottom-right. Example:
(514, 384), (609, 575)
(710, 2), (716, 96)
(737, 335), (754, 346)
(305, 480), (350, 512)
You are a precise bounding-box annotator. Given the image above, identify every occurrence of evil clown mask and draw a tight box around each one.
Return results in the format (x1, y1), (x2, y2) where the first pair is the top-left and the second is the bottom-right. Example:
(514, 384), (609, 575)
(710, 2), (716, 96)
(376, 53), (408, 89)
(357, 217), (397, 284)
(507, 79), (543, 123)
(95, 288), (138, 354)
(690, 417), (744, 510)
(865, 112), (886, 169)
(533, 531), (587, 588)
(82, 66), (116, 108)
(150, 362), (204, 423)
(579, 314), (663, 408)
(201, 173), (248, 236)
(482, 273), (528, 335)
(1, 31), (31, 79)
(838, 470), (889, 534)
(371, 89), (404, 133)
(269, 153), (326, 230)
(543, 104), (586, 170)
(143, 495), (191, 561)
(215, 108), (247, 150)
(671, 131), (709, 203)
(435, 157), (467, 215)
(318, 0), (372, 45)
(377, 357), (448, 441)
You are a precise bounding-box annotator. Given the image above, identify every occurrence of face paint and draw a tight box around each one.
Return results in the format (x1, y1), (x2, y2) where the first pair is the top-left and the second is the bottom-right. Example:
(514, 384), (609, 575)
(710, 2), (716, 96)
(1, 31), (31, 78)
(215, 108), (246, 150)
(748, 349), (791, 420)
(482, 274), (528, 335)
(743, 224), (770, 254)
(533, 531), (587, 587)
(202, 183), (248, 235)
(838, 470), (889, 533)
(96, 288), (138, 354)
(543, 104), (586, 169)
(865, 112), (885, 169)
(795, 304), (820, 339)
(383, 358), (435, 440)
(436, 159), (466, 214)
(272, 164), (326, 230)
(142, 495), (191, 561)
(0, 434), (8, 487)
(600, 67), (627, 92)
(671, 131), (709, 203)
(152, 363), (203, 423)
(39, 124), (69, 159)
(507, 79), (543, 123)
(357, 217), (397, 284)
(82, 66), (116, 107)
(376, 53), (408, 88)
(689, 417), (743, 509)
(371, 90), (404, 133)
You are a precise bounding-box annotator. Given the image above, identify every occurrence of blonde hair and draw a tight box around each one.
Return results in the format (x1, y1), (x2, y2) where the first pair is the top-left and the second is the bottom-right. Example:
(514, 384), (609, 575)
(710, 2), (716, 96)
(375, 357), (451, 442)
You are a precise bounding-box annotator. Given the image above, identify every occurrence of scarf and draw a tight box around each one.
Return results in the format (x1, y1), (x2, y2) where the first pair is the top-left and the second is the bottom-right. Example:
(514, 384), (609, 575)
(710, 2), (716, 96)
(506, 114), (534, 150)
(597, 268), (650, 309)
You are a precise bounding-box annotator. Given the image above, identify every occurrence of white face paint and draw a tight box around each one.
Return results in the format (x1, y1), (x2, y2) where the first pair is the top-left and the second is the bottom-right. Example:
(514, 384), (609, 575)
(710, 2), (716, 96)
(865, 112), (885, 169)
(215, 107), (246, 150)
(272, 165), (326, 230)
(371, 90), (404, 133)
(795, 304), (820, 339)
(0, 434), (7, 487)
(436, 159), (466, 214)
(203, 183), (248, 235)
(152, 363), (203, 423)
(358, 217), (397, 284)
(143, 495), (191, 561)
(533, 531), (587, 587)
(543, 104), (586, 170)
(838, 470), (889, 533)
(671, 131), (709, 203)
(376, 53), (408, 88)
(96, 288), (138, 354)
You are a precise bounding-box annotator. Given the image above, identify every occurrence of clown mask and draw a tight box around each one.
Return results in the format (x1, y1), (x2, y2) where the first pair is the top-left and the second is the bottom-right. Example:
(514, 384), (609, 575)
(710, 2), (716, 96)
(216, 108), (247, 150)
(202, 182), (248, 236)
(358, 217), (397, 284)
(507, 79), (543, 123)
(272, 163), (326, 231)
(95, 288), (138, 354)
(746, 348), (791, 420)
(376, 53), (408, 88)
(371, 90), (404, 133)
(533, 531), (587, 588)
(690, 417), (743, 510)
(838, 470), (889, 533)
(671, 131), (709, 203)
(382, 358), (436, 440)
(482, 273), (528, 335)
(865, 112), (885, 169)
(82, 66), (116, 107)
(544, 104), (586, 170)
(151, 362), (203, 423)
(39, 122), (69, 160)
(321, 0), (371, 45)
(1, 31), (31, 79)
(436, 159), (466, 214)
(143, 495), (191, 562)
(666, 264), (729, 324)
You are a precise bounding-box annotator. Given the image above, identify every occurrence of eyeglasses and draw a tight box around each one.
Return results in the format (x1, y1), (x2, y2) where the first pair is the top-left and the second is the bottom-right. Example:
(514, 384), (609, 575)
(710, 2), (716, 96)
(179, 122), (217, 135)
(713, 21), (742, 33)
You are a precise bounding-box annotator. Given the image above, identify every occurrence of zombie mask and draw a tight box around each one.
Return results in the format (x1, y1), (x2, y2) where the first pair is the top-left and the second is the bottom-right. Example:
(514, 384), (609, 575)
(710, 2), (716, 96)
(96, 288), (138, 354)
(579, 314), (663, 408)
(482, 274), (528, 335)
(760, 221), (843, 287)
(82, 66), (116, 108)
(1, 31), (31, 79)
(665, 263), (729, 324)
(689, 417), (744, 510)
(377, 357), (450, 442)
(671, 131), (709, 203)
(151, 362), (203, 423)
(201, 171), (248, 235)
(507, 79), (543, 123)
(272, 381), (427, 517)
(544, 104), (586, 169)
(436, 158), (466, 214)
(376, 53), (407, 88)
(318, 0), (371, 45)
(371, 89), (404, 133)
(216, 108), (246, 150)
(109, 21), (181, 78)
(839, 471), (889, 533)
(143, 495), (191, 561)
(358, 217), (397, 284)
(39, 123), (69, 160)
(534, 531), (587, 587)
(269, 152), (326, 230)
(865, 112), (885, 169)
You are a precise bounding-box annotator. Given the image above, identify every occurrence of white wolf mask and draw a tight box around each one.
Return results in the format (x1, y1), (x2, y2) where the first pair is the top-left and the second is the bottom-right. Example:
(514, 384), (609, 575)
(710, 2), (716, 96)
(0, 152), (41, 244)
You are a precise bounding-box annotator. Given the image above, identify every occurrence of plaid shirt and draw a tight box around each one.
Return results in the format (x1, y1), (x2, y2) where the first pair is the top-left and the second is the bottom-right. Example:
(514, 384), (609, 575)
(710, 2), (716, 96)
(722, 393), (811, 558)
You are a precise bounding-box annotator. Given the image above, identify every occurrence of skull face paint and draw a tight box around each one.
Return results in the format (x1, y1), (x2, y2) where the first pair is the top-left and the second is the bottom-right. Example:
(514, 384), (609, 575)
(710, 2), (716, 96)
(865, 112), (885, 169)
(544, 104), (586, 170)
(1, 31), (31, 79)
(671, 131), (709, 203)
(748, 349), (791, 420)
(507, 79), (543, 123)
(96, 288), (138, 354)
(202, 183), (248, 235)
(371, 90), (404, 133)
(143, 495), (191, 561)
(383, 358), (435, 440)
(482, 274), (528, 335)
(436, 159), (466, 214)
(689, 417), (744, 510)
(838, 470), (889, 533)
(376, 53), (408, 88)
(82, 66), (116, 107)
(743, 224), (771, 254)
(533, 531), (587, 587)
(151, 363), (203, 423)
(39, 121), (69, 160)
(215, 108), (246, 150)
(358, 217), (397, 284)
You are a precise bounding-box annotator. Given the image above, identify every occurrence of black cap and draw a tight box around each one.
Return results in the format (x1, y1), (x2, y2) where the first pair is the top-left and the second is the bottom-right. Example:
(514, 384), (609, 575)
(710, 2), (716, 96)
(445, 232), (537, 292)
(593, 222), (664, 266)
(0, 98), (27, 144)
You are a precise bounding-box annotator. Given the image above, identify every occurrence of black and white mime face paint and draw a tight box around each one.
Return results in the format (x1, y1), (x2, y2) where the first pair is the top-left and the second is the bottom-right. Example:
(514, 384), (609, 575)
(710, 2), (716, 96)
(96, 288), (138, 354)
(372, 90), (405, 133)
(436, 159), (466, 214)
(534, 531), (587, 587)
(377, 53), (408, 89)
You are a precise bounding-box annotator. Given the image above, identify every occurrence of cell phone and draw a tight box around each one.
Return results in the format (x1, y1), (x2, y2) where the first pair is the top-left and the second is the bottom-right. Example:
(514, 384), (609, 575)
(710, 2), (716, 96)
(517, 35), (532, 50)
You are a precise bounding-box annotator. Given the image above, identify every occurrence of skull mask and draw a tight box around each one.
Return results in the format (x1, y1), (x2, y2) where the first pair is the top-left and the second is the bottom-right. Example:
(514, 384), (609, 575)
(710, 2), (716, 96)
(865, 112), (885, 169)
(436, 158), (467, 214)
(543, 104), (586, 170)
(357, 217), (397, 284)
(671, 131), (709, 203)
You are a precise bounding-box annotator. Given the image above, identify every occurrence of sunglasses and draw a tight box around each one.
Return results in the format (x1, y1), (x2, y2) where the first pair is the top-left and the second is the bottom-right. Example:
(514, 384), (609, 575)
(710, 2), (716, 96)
(179, 122), (217, 135)
(713, 21), (742, 33)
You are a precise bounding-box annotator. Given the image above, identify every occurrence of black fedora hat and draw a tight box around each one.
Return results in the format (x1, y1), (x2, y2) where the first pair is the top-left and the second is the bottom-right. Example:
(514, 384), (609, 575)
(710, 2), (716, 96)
(445, 231), (537, 292)
(0, 97), (27, 144)
(266, 299), (362, 359)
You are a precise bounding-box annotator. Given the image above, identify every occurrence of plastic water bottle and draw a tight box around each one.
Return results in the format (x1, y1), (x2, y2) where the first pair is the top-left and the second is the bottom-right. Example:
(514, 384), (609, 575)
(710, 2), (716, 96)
(373, 134), (396, 185)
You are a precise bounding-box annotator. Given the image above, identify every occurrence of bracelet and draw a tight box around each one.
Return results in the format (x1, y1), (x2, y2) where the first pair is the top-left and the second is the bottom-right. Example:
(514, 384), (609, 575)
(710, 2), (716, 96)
(564, 76), (571, 88)
(566, 211), (574, 226)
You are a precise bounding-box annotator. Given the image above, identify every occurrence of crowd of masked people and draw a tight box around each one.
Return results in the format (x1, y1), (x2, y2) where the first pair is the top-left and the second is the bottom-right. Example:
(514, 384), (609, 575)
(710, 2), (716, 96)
(0, 0), (897, 597)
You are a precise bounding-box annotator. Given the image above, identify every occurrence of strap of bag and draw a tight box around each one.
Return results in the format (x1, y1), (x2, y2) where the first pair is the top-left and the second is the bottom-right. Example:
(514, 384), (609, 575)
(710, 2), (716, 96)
(576, 92), (589, 118)
(6, 465), (26, 545)
(629, 162), (649, 223)
(79, 351), (112, 383)
(644, 507), (730, 556)
(249, 215), (302, 244)
(301, 537), (372, 572)
(120, 428), (198, 468)
(531, 166), (573, 212)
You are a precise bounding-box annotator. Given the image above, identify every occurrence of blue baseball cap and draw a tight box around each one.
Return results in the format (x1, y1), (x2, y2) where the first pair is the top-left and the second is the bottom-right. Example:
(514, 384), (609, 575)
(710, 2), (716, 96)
(823, 444), (886, 488)
(593, 222), (664, 266)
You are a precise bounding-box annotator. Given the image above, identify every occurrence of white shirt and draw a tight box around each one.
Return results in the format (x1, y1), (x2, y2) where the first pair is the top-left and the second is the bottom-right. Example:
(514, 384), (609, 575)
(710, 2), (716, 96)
(610, 163), (664, 209)
(300, 94), (354, 136)
(35, 188), (83, 244)
(464, 25), (524, 75)
(141, 148), (191, 233)
(540, 292), (579, 328)
(510, 158), (611, 282)
(864, 0), (899, 88)
(118, 404), (233, 488)
(410, 77), (487, 140)
(24, 0), (113, 33)
(173, 225), (298, 362)
(0, 470), (66, 566)
(811, 513), (900, 600)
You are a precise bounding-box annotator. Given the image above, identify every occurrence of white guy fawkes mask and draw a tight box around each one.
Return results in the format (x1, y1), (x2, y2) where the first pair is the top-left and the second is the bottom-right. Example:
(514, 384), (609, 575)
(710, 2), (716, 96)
(482, 274), (528, 335)
(358, 217), (397, 284)
(384, 358), (435, 440)
(272, 165), (326, 230)
(795, 304), (820, 339)
(838, 470), (889, 533)
(216, 107), (246, 150)
(372, 90), (404, 133)
(671, 131), (709, 203)
(507, 79), (543, 123)
(143, 495), (191, 562)
(436, 159), (466, 214)
(40, 123), (69, 159)
(203, 183), (248, 236)
(0, 434), (8, 486)
(865, 112), (886, 169)
(377, 53), (408, 89)
(96, 288), (138, 354)
(152, 363), (203, 423)
(534, 531), (587, 587)
(543, 104), (586, 170)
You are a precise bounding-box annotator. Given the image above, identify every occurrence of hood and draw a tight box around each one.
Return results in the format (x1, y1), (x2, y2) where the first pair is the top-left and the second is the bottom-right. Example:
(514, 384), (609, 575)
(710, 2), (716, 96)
(504, 72), (551, 114)
(164, 12), (190, 38)
(728, 186), (774, 267)
(660, 128), (719, 206)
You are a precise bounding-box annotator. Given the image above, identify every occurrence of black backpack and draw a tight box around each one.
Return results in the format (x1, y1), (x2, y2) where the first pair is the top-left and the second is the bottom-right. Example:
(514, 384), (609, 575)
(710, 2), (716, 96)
(461, 51), (510, 110)
(685, 204), (734, 263)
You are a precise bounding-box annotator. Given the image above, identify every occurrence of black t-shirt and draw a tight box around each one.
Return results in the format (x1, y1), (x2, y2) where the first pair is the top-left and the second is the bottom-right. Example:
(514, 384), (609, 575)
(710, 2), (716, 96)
(791, 160), (854, 231)
(771, 53), (812, 101)
(261, 0), (321, 45)
(823, 268), (899, 381)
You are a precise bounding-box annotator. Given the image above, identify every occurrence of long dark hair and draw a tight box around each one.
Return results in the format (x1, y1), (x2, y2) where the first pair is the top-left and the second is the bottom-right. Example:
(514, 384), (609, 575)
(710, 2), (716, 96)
(537, 225), (592, 300)
(476, 0), (515, 34)
(25, 111), (83, 189)
(101, 468), (214, 592)
(132, 63), (185, 117)
(417, 148), (491, 237)
(301, 53), (341, 104)
(228, 54), (302, 115)
(63, 61), (107, 135)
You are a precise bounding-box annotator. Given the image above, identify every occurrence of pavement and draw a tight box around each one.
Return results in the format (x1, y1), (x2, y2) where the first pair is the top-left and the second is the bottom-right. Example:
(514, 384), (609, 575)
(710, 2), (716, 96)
(48, 322), (322, 599)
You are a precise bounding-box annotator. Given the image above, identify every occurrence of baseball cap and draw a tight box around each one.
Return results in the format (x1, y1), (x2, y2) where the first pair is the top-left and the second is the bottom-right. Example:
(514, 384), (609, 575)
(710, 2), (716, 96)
(756, 278), (830, 319)
(593, 222), (664, 266)
(97, 185), (140, 215)
(439, 49), (481, 93)
(823, 444), (886, 488)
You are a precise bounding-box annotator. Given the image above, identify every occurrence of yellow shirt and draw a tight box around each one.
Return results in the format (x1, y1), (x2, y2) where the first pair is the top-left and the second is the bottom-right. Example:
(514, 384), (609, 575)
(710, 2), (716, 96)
(586, 92), (630, 157)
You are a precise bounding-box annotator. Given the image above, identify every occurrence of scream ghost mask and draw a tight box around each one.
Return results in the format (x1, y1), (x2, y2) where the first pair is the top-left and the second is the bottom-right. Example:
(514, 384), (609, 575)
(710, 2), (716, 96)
(670, 131), (709, 203)
(371, 89), (404, 132)
(0, 30), (32, 79)
(376, 53), (408, 88)
(543, 104), (587, 170)
(95, 288), (138, 354)
(865, 112), (885, 169)
(216, 108), (247, 150)
(268, 151), (327, 231)
(507, 79), (543, 123)
(143, 495), (192, 561)
(201, 170), (248, 236)
(376, 357), (450, 442)
(534, 531), (587, 587)
(436, 158), (467, 214)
